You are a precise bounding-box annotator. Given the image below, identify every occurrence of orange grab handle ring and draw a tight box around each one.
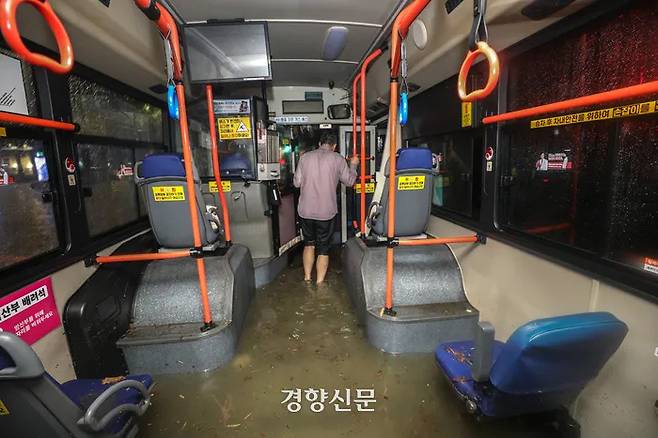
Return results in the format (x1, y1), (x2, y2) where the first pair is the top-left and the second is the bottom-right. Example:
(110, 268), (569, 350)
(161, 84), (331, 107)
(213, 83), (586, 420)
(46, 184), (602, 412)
(0, 0), (73, 74)
(458, 41), (499, 102)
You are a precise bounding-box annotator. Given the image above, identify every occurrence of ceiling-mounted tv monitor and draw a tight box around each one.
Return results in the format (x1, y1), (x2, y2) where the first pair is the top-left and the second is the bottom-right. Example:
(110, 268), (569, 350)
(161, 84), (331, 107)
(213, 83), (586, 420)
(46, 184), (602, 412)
(183, 22), (272, 84)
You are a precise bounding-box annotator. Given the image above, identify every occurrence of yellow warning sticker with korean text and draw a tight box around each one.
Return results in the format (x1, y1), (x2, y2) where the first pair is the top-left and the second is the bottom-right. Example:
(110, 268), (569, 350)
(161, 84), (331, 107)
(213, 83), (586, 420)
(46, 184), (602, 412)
(0, 399), (9, 415)
(218, 116), (252, 140)
(0, 127), (6, 137)
(208, 181), (232, 193)
(461, 102), (472, 128)
(152, 186), (185, 202)
(355, 182), (375, 194)
(398, 175), (426, 191)
(530, 100), (658, 129)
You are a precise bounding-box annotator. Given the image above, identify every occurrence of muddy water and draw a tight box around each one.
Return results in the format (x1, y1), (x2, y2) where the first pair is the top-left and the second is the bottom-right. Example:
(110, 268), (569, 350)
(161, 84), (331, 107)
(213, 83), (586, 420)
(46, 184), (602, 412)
(140, 255), (554, 437)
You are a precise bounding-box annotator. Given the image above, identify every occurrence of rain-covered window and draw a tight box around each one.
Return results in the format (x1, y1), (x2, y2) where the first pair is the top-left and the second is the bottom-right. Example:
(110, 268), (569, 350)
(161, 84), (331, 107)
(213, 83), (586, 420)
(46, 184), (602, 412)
(69, 75), (167, 237)
(0, 138), (59, 270)
(69, 75), (163, 143)
(410, 132), (481, 219)
(499, 0), (658, 276)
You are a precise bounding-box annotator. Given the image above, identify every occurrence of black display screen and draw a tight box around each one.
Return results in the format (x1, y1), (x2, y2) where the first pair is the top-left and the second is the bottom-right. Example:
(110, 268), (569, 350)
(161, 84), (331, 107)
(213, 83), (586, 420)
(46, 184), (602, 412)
(183, 22), (272, 83)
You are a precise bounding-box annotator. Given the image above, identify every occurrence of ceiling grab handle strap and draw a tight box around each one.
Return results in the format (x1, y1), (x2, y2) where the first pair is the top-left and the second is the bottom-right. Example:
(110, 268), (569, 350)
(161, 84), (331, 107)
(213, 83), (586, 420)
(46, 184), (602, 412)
(399, 41), (409, 126)
(457, 0), (499, 102)
(0, 0), (74, 74)
(164, 40), (179, 120)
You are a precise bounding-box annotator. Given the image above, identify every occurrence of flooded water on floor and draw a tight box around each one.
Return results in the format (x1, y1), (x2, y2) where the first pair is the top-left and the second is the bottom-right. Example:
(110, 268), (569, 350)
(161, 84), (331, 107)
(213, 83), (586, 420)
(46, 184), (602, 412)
(140, 254), (555, 437)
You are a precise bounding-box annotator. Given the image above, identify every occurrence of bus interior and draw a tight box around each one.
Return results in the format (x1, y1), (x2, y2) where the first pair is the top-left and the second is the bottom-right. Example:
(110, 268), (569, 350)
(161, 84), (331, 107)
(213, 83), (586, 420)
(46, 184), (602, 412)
(0, 0), (656, 437)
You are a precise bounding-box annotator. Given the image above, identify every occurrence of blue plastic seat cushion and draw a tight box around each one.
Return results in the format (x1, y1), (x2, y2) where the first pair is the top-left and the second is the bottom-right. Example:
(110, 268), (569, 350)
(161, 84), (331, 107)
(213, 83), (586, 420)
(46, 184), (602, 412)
(60, 374), (154, 434)
(141, 153), (186, 178)
(397, 147), (433, 171)
(435, 340), (504, 400)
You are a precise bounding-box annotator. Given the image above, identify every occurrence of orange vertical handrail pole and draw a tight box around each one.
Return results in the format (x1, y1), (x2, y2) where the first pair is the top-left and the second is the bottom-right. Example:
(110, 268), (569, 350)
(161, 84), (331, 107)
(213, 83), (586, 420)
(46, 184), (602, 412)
(177, 84), (214, 327)
(0, 111), (76, 131)
(359, 48), (383, 234)
(352, 74), (360, 157)
(134, 0), (214, 327)
(384, 0), (432, 314)
(384, 81), (400, 312)
(206, 85), (232, 243)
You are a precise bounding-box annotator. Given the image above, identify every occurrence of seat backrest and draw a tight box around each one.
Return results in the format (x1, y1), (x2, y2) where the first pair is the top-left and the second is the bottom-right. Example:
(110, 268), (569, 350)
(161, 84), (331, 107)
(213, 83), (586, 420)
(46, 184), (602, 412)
(137, 153), (222, 248)
(490, 312), (628, 395)
(0, 332), (92, 437)
(372, 148), (434, 237)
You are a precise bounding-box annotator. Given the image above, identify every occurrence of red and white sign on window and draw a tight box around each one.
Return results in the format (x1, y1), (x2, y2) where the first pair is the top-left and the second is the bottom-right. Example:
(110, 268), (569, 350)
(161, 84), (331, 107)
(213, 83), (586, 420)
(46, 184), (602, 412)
(644, 257), (658, 275)
(0, 277), (61, 345)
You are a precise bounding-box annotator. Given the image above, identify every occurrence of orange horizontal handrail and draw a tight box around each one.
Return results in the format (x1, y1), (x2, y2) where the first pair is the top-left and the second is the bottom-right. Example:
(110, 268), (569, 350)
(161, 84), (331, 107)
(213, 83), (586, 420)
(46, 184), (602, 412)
(397, 235), (479, 246)
(96, 250), (191, 264)
(483, 80), (658, 125)
(0, 111), (76, 131)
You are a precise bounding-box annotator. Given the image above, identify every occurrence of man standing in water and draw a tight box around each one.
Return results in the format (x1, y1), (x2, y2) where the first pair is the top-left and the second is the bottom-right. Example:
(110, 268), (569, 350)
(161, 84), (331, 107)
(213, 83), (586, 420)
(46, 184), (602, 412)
(294, 132), (359, 284)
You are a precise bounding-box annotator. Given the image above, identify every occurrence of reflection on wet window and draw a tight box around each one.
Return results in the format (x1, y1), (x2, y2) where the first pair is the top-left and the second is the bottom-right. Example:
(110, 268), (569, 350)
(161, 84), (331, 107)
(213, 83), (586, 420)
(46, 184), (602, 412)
(0, 138), (58, 269)
(171, 118), (214, 177)
(77, 144), (138, 236)
(500, 116), (658, 275)
(507, 0), (658, 111)
(69, 76), (163, 143)
(135, 146), (159, 217)
(410, 132), (480, 219)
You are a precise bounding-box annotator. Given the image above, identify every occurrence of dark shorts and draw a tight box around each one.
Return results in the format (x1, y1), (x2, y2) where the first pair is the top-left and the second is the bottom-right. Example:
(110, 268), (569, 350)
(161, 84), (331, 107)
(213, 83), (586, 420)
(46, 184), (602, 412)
(301, 216), (335, 255)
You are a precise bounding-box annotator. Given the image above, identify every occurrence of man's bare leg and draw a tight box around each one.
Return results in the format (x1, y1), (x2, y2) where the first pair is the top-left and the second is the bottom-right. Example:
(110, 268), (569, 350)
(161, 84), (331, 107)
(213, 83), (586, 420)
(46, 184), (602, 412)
(316, 255), (329, 284)
(303, 246), (315, 281)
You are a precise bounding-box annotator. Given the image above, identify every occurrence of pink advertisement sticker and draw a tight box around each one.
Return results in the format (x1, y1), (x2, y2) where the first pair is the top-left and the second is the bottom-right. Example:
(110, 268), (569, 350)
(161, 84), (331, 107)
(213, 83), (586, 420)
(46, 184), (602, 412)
(0, 277), (61, 345)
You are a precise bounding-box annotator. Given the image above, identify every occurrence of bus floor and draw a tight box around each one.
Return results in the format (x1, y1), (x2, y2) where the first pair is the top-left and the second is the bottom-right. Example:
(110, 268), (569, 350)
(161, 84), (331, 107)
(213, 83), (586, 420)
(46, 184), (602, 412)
(139, 251), (557, 438)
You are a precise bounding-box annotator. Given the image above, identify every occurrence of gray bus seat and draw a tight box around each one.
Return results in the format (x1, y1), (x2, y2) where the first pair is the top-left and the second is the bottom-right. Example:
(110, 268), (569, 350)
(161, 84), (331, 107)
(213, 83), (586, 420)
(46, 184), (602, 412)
(370, 147), (434, 237)
(136, 153), (224, 249)
(0, 331), (153, 438)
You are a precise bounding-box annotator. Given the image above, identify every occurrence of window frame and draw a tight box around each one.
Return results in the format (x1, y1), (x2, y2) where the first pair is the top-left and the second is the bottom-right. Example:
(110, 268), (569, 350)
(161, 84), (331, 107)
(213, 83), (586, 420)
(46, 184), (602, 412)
(429, 0), (658, 302)
(0, 39), (171, 298)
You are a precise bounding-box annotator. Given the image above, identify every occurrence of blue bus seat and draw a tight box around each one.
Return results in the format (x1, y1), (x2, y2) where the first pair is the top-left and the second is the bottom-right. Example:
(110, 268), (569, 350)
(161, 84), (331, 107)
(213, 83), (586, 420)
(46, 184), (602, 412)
(370, 147), (435, 237)
(0, 332), (153, 437)
(136, 153), (224, 249)
(435, 312), (628, 418)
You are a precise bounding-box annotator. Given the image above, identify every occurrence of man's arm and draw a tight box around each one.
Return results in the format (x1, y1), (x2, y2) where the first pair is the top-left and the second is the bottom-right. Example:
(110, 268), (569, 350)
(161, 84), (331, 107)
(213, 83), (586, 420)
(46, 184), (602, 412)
(338, 156), (358, 187)
(293, 155), (304, 188)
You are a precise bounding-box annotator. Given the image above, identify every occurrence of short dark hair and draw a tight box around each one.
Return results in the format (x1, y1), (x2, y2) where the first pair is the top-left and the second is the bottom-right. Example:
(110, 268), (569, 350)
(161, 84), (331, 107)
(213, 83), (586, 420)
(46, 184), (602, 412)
(319, 131), (337, 147)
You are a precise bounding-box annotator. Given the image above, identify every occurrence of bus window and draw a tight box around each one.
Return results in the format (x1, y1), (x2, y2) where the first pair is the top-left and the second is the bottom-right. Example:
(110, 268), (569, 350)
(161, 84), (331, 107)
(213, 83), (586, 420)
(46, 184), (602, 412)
(0, 138), (59, 269)
(410, 131), (481, 219)
(77, 143), (139, 236)
(69, 74), (166, 237)
(499, 0), (658, 276)
(69, 75), (164, 143)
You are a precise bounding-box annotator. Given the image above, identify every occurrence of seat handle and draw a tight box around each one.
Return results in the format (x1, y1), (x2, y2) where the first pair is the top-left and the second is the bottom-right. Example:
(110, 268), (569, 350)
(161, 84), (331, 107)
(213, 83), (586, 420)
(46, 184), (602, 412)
(472, 321), (495, 382)
(0, 332), (45, 380)
(0, 0), (74, 74)
(77, 379), (152, 432)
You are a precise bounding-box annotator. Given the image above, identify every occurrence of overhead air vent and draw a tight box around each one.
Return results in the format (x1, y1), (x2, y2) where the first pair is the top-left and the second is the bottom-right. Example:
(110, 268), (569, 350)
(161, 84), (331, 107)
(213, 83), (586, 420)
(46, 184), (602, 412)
(521, 0), (576, 20)
(322, 26), (349, 61)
